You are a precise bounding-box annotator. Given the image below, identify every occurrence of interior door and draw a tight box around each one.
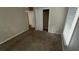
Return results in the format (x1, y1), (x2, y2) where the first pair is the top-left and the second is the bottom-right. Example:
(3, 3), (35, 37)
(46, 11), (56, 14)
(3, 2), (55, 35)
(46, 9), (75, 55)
(43, 9), (49, 32)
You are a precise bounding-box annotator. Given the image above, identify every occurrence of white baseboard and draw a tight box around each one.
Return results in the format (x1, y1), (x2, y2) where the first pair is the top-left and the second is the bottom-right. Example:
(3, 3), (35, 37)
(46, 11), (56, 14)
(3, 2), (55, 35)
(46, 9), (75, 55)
(61, 33), (68, 51)
(0, 28), (29, 45)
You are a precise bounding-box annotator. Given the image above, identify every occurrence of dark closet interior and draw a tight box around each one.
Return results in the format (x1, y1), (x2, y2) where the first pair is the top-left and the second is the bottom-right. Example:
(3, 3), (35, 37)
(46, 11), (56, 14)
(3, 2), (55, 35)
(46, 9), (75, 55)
(43, 9), (49, 32)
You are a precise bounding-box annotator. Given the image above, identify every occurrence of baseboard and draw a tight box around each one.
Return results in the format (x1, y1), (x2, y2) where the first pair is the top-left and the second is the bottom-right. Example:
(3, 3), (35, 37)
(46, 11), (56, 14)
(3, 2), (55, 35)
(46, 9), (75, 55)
(61, 33), (68, 51)
(0, 28), (29, 45)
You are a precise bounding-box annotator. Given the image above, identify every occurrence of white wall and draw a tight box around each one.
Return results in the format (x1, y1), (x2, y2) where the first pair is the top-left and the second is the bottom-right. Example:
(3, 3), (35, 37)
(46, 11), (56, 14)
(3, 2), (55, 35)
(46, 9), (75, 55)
(64, 18), (79, 51)
(63, 7), (79, 46)
(69, 17), (79, 51)
(48, 7), (68, 34)
(35, 8), (43, 31)
(0, 7), (29, 44)
(35, 7), (68, 33)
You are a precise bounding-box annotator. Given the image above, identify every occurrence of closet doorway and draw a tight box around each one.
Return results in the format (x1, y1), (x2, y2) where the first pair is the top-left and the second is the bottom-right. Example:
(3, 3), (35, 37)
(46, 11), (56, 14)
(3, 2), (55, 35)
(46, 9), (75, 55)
(43, 9), (49, 32)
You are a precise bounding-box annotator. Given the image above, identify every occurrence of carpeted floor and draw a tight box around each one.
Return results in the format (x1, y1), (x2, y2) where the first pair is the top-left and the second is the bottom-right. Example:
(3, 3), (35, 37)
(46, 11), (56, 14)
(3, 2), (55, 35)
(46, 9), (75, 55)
(0, 29), (63, 51)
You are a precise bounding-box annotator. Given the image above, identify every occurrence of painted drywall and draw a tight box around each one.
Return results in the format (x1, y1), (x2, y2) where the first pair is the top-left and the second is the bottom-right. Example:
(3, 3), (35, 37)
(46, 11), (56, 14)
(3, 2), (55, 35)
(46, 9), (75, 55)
(27, 11), (35, 27)
(63, 7), (78, 46)
(0, 7), (29, 44)
(48, 7), (68, 34)
(35, 7), (68, 33)
(64, 18), (79, 51)
(35, 8), (43, 31)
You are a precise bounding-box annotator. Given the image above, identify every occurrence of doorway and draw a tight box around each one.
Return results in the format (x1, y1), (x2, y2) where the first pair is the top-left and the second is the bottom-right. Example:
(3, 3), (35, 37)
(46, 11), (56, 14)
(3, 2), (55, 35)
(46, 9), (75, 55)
(43, 9), (49, 32)
(27, 10), (35, 30)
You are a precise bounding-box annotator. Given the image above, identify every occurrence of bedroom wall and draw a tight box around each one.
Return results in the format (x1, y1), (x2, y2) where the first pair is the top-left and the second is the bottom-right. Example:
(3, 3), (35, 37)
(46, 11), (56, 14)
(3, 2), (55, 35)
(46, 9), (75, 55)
(35, 8), (43, 31)
(35, 7), (68, 34)
(63, 7), (78, 46)
(0, 7), (29, 44)
(48, 7), (68, 34)
(64, 18), (79, 51)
